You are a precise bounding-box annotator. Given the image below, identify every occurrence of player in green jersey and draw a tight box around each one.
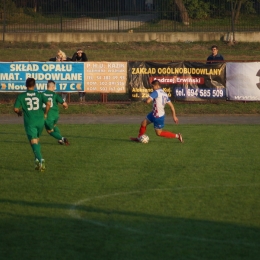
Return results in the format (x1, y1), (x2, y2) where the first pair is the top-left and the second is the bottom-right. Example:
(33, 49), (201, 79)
(43, 80), (69, 145)
(14, 78), (51, 172)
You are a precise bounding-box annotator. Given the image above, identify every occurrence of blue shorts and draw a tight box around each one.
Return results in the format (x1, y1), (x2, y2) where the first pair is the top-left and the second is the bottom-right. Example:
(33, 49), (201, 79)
(146, 112), (165, 129)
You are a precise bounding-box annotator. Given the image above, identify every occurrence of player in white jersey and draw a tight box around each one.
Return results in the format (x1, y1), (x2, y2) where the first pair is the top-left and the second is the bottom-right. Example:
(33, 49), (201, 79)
(130, 80), (183, 142)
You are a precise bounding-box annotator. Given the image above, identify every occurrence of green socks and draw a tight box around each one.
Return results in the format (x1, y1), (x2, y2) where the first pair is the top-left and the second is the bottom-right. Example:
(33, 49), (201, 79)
(31, 143), (42, 161)
(50, 126), (63, 140)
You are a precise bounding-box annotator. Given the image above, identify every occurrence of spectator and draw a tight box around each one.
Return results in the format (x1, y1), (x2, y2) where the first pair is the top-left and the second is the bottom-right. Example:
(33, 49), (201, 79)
(206, 45), (224, 64)
(71, 48), (88, 62)
(72, 48), (88, 102)
(49, 49), (70, 62)
(49, 50), (70, 101)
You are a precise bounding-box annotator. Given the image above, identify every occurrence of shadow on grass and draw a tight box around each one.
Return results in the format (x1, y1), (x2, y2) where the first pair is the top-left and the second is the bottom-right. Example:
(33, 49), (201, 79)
(0, 198), (259, 260)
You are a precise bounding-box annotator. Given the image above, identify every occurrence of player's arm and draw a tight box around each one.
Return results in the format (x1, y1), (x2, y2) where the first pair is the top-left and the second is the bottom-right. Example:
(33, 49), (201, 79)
(167, 101), (179, 124)
(44, 101), (51, 118)
(14, 107), (23, 116)
(143, 91), (157, 104)
(41, 94), (51, 118)
(14, 98), (22, 116)
(143, 96), (153, 104)
(57, 94), (68, 109)
(62, 102), (68, 109)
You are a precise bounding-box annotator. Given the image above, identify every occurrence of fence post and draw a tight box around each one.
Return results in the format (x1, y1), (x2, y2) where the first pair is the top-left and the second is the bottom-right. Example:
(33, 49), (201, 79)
(60, 0), (63, 32)
(230, 0), (236, 43)
(117, 0), (120, 33)
(174, 0), (176, 31)
(100, 93), (108, 103)
(2, 0), (6, 42)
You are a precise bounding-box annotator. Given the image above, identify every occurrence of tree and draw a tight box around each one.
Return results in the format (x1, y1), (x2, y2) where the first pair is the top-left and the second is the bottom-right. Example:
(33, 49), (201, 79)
(175, 0), (189, 25)
(154, 0), (190, 25)
(0, 0), (18, 13)
(229, 0), (259, 23)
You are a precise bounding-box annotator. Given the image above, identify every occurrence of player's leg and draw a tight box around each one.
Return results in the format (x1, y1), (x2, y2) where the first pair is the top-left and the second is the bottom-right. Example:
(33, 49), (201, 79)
(53, 125), (69, 145)
(159, 130), (183, 142)
(130, 113), (152, 142)
(45, 119), (69, 145)
(138, 118), (149, 137)
(154, 117), (183, 142)
(37, 123), (46, 170)
(138, 112), (153, 136)
(28, 136), (45, 171)
(45, 119), (61, 140)
(25, 125), (45, 171)
(26, 126), (42, 161)
(52, 118), (69, 145)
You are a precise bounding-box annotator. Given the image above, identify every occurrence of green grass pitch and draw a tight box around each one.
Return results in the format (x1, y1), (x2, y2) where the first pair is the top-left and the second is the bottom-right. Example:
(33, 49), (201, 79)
(0, 124), (259, 260)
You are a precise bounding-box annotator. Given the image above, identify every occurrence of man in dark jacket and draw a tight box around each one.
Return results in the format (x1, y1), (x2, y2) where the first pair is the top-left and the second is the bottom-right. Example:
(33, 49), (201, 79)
(206, 45), (224, 64)
(72, 49), (88, 102)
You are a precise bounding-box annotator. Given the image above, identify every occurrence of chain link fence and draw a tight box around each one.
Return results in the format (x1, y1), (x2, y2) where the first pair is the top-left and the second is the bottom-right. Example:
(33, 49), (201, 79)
(1, 0), (260, 33)
(0, 92), (131, 104)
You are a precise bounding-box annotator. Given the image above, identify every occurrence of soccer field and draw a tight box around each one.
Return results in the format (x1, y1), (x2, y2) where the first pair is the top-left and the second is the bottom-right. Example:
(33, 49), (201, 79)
(0, 123), (259, 260)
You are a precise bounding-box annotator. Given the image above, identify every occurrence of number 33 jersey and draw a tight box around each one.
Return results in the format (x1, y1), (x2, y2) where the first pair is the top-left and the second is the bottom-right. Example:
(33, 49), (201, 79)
(14, 90), (49, 125)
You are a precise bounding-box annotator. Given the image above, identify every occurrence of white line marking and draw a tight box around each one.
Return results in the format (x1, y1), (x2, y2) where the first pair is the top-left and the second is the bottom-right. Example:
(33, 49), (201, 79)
(69, 183), (260, 247)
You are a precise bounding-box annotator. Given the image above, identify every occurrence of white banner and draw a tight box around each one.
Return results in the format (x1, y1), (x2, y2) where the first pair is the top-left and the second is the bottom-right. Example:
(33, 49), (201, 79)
(226, 62), (260, 101)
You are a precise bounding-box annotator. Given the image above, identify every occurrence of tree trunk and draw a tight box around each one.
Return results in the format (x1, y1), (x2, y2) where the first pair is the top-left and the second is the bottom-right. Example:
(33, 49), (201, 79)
(234, 0), (243, 23)
(33, 0), (37, 12)
(175, 0), (189, 25)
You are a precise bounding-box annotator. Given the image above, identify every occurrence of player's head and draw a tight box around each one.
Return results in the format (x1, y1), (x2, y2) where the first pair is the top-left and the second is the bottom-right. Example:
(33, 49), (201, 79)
(47, 80), (56, 90)
(26, 78), (36, 88)
(151, 79), (161, 89)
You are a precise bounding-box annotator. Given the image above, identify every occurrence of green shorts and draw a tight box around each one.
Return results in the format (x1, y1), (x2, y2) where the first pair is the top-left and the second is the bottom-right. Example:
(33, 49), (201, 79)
(44, 117), (59, 131)
(25, 124), (44, 140)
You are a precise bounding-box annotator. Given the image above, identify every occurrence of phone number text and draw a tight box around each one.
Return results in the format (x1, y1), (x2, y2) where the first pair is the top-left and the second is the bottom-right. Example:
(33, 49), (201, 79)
(175, 88), (226, 98)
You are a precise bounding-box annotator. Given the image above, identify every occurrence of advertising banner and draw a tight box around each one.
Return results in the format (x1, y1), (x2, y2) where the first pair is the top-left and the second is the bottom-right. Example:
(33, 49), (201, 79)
(128, 61), (226, 101)
(0, 62), (84, 92)
(226, 62), (260, 101)
(174, 62), (226, 101)
(84, 62), (127, 93)
(128, 61), (181, 101)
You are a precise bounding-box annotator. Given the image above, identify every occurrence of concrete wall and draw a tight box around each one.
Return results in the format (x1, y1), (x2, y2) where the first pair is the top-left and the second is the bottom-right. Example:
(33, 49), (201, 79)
(3, 32), (260, 43)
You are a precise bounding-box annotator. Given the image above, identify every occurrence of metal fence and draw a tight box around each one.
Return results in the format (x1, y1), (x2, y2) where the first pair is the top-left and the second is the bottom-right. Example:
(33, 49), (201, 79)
(0, 92), (130, 104)
(1, 0), (260, 33)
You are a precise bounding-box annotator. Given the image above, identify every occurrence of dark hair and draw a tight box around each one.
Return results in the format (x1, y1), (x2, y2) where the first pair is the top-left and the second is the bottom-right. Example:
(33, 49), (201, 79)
(26, 78), (36, 88)
(151, 79), (160, 85)
(211, 45), (218, 50)
(47, 80), (55, 85)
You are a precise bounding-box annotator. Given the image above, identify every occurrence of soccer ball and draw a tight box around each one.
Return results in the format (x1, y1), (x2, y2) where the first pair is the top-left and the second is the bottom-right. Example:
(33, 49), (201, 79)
(139, 134), (149, 144)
